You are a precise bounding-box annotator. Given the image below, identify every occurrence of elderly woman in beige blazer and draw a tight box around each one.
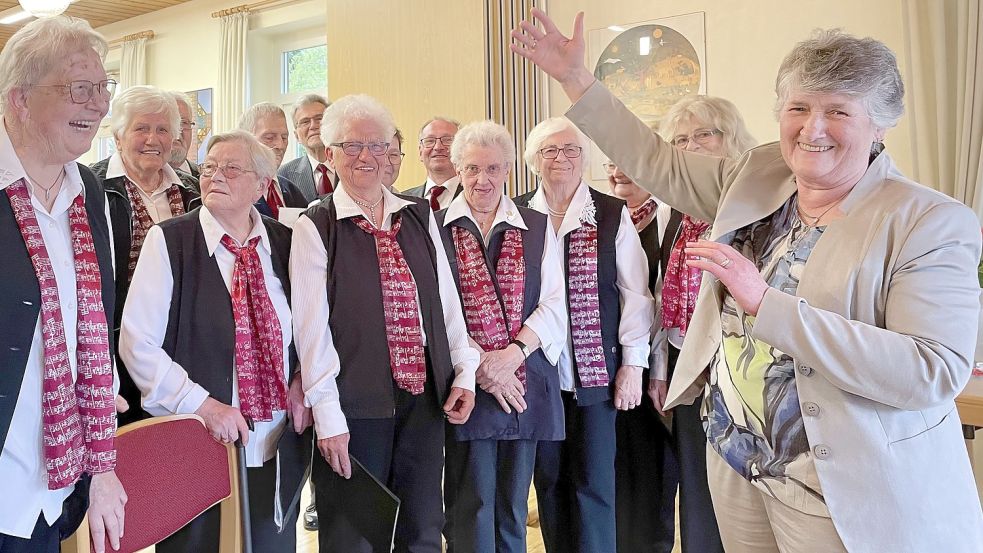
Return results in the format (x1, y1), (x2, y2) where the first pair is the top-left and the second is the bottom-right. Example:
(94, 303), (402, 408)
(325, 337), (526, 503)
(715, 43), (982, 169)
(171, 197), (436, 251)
(512, 10), (983, 553)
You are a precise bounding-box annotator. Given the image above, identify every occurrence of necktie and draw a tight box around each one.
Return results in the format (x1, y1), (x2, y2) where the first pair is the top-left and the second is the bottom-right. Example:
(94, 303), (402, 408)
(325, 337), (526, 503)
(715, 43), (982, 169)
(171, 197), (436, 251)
(316, 163), (332, 196)
(428, 185), (446, 212)
(266, 180), (284, 219)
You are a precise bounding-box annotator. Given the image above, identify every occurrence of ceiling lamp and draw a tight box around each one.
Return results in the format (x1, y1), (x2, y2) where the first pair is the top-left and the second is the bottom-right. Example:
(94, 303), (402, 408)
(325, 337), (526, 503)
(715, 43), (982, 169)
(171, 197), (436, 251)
(17, 0), (71, 18)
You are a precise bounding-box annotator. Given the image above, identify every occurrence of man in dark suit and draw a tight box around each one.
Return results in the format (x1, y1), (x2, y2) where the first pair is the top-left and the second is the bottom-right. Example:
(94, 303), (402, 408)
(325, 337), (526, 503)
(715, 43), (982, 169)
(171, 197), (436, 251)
(277, 94), (334, 202)
(239, 102), (309, 218)
(168, 91), (200, 178)
(402, 116), (463, 210)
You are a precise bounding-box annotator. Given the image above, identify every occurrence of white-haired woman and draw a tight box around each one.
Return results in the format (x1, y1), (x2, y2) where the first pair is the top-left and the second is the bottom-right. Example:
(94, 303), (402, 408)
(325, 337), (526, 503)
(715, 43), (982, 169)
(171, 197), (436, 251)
(514, 11), (982, 552)
(89, 85), (200, 425)
(435, 121), (566, 553)
(120, 130), (311, 552)
(0, 15), (125, 553)
(290, 94), (479, 552)
(514, 116), (654, 553)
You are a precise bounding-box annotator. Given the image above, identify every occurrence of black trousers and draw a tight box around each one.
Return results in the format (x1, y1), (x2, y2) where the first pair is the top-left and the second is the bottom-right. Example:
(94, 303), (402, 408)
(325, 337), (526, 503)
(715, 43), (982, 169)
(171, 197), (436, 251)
(314, 384), (445, 553)
(0, 514), (63, 553)
(156, 456), (297, 553)
(534, 393), (617, 553)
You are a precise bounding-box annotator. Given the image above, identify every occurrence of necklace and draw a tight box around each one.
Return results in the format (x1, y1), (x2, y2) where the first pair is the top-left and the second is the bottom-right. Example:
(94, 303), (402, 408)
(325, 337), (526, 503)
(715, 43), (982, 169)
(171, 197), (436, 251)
(547, 205), (567, 217)
(796, 192), (848, 228)
(26, 168), (65, 203)
(351, 193), (384, 227)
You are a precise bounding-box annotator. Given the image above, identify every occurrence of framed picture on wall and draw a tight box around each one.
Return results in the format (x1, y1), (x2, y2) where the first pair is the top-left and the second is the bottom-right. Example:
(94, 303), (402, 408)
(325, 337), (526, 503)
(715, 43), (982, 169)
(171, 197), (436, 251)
(185, 88), (214, 164)
(587, 12), (707, 181)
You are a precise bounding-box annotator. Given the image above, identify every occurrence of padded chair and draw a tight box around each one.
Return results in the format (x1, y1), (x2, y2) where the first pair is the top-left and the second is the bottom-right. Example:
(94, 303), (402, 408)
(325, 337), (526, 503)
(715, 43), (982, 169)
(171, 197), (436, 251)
(61, 414), (244, 553)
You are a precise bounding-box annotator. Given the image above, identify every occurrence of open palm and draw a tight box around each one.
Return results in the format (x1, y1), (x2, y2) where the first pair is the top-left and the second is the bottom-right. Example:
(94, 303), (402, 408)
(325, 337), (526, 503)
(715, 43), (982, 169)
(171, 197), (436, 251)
(510, 8), (595, 100)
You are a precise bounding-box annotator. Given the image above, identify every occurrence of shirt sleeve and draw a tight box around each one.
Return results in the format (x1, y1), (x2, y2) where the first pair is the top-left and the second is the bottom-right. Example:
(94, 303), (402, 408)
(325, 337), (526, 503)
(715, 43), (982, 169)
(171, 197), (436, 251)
(521, 223), (568, 365)
(427, 212), (480, 391)
(289, 214), (349, 439)
(118, 226), (209, 416)
(615, 206), (656, 368)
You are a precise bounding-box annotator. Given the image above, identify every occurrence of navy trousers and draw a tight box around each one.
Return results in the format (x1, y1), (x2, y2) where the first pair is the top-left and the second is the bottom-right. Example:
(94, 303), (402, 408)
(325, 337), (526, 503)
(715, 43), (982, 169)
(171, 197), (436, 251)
(0, 514), (62, 553)
(535, 393), (617, 553)
(314, 384), (445, 553)
(615, 388), (679, 553)
(156, 456), (297, 553)
(445, 438), (537, 553)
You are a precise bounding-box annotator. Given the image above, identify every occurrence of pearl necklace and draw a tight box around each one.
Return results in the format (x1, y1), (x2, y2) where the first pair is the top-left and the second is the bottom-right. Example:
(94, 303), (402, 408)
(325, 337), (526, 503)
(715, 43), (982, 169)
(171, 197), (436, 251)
(351, 194), (384, 227)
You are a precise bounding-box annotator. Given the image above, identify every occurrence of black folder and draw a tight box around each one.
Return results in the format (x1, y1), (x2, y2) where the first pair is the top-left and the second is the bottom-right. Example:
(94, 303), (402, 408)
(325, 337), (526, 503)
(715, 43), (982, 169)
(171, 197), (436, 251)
(343, 455), (401, 551)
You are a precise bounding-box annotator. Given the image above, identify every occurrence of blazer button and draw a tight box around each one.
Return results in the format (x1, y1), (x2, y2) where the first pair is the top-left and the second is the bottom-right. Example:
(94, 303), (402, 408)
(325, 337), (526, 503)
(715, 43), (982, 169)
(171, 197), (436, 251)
(813, 444), (831, 460)
(610, 346), (617, 353)
(802, 402), (821, 417)
(798, 365), (814, 376)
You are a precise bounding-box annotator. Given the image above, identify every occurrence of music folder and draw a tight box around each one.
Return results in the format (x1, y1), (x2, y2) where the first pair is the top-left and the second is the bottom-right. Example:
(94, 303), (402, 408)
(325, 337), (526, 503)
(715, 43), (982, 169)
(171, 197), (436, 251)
(339, 455), (401, 551)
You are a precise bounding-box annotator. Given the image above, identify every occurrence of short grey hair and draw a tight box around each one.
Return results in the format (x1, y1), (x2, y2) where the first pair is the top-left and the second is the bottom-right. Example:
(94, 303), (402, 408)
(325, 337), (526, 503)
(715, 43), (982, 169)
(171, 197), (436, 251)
(774, 29), (904, 129)
(450, 120), (515, 170)
(170, 91), (192, 113)
(319, 94), (396, 146)
(205, 130), (277, 181)
(0, 16), (108, 114)
(290, 93), (329, 124)
(110, 85), (180, 141)
(660, 95), (757, 160)
(418, 116), (461, 139)
(239, 102), (286, 134)
(523, 117), (591, 176)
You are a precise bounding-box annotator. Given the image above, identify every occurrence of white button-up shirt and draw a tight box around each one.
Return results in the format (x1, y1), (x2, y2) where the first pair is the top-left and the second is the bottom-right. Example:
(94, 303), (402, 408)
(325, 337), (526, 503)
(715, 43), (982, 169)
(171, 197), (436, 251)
(0, 124), (117, 538)
(423, 175), (462, 210)
(441, 193), (568, 364)
(290, 185), (480, 440)
(119, 206), (292, 467)
(106, 152), (186, 223)
(526, 181), (655, 391)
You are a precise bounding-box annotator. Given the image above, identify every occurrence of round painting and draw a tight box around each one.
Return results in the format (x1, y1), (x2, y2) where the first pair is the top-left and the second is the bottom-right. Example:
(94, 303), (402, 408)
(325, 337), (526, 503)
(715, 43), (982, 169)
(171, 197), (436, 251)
(594, 25), (702, 128)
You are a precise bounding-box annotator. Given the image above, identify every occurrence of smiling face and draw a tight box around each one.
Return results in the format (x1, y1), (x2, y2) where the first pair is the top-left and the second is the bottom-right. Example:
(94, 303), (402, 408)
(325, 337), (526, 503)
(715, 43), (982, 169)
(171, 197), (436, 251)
(779, 90), (883, 191)
(326, 117), (388, 194)
(117, 111), (174, 180)
(418, 119), (458, 181)
(535, 128), (583, 189)
(20, 47), (110, 165)
(253, 113), (290, 167)
(671, 115), (725, 156)
(459, 144), (508, 215)
(200, 140), (266, 218)
(605, 162), (649, 207)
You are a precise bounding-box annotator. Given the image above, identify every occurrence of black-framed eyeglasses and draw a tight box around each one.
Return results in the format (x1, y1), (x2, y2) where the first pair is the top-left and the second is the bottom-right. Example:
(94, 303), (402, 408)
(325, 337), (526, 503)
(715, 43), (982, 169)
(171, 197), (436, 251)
(671, 129), (721, 148)
(461, 164), (505, 178)
(30, 79), (117, 104)
(331, 141), (390, 156)
(200, 161), (256, 178)
(539, 145), (583, 159)
(420, 136), (454, 148)
(388, 151), (405, 164)
(296, 114), (323, 130)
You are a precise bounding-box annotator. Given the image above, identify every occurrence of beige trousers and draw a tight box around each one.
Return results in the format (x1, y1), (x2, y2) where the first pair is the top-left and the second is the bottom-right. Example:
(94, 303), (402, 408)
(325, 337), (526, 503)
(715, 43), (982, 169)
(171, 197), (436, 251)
(706, 445), (848, 553)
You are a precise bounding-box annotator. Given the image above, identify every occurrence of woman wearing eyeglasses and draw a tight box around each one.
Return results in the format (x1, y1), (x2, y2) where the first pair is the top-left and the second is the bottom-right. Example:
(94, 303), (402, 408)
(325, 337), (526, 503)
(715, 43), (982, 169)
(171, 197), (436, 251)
(89, 85), (201, 426)
(119, 130), (312, 552)
(434, 121), (566, 553)
(290, 94), (479, 553)
(513, 116), (654, 553)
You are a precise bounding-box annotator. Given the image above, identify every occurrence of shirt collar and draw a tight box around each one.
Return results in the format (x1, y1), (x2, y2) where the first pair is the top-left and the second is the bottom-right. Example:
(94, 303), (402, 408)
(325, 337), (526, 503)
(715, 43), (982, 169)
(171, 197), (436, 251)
(199, 205), (271, 257)
(424, 175), (460, 196)
(528, 179), (592, 237)
(307, 153), (333, 176)
(106, 152), (184, 190)
(333, 184), (415, 231)
(0, 118), (85, 199)
(443, 192), (529, 232)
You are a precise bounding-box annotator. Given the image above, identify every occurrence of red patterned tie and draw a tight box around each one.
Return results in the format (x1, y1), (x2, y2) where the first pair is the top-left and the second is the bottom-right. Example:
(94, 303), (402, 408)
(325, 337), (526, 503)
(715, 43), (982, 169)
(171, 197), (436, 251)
(630, 198), (658, 227)
(427, 185), (446, 212)
(661, 215), (711, 336)
(568, 224), (609, 387)
(316, 163), (332, 195)
(219, 234), (287, 421)
(6, 180), (116, 489)
(351, 215), (428, 394)
(452, 225), (526, 384)
(266, 180), (283, 219)
(123, 178), (186, 282)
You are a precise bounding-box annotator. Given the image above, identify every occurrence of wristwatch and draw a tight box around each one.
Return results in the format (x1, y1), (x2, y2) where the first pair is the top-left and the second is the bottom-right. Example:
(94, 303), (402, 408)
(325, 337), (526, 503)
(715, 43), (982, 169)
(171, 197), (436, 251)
(511, 339), (531, 359)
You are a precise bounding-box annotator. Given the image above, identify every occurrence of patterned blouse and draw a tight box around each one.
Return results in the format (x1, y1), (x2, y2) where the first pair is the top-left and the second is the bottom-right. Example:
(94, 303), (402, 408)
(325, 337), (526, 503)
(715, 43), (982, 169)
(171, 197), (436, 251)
(702, 196), (830, 516)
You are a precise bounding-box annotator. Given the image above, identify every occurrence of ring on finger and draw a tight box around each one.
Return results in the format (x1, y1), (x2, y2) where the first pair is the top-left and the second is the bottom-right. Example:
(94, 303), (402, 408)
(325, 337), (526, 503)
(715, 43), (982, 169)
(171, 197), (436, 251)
(719, 257), (732, 268)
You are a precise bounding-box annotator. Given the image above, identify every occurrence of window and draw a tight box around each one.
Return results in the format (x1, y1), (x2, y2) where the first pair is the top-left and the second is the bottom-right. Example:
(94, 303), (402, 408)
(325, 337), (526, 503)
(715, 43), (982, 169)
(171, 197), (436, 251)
(281, 45), (327, 95)
(97, 136), (117, 160)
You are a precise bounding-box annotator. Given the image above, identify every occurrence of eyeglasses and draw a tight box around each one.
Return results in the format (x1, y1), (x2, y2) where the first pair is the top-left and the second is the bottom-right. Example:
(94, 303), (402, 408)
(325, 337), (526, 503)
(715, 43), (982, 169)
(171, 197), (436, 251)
(31, 79), (117, 104)
(388, 152), (405, 164)
(296, 114), (323, 130)
(200, 161), (256, 178)
(180, 119), (196, 129)
(671, 129), (721, 148)
(420, 136), (454, 148)
(539, 145), (583, 159)
(330, 141), (390, 156)
(602, 161), (617, 172)
(461, 164), (505, 178)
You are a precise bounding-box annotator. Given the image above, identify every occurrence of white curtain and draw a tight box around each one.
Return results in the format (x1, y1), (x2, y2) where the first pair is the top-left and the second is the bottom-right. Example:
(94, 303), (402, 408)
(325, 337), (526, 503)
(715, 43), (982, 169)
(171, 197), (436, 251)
(217, 11), (249, 132)
(903, 0), (983, 218)
(118, 37), (147, 92)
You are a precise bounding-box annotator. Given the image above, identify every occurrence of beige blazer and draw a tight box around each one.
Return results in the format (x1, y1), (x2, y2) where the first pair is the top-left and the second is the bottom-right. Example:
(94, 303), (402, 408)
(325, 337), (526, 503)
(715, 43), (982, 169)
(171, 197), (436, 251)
(567, 81), (983, 552)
